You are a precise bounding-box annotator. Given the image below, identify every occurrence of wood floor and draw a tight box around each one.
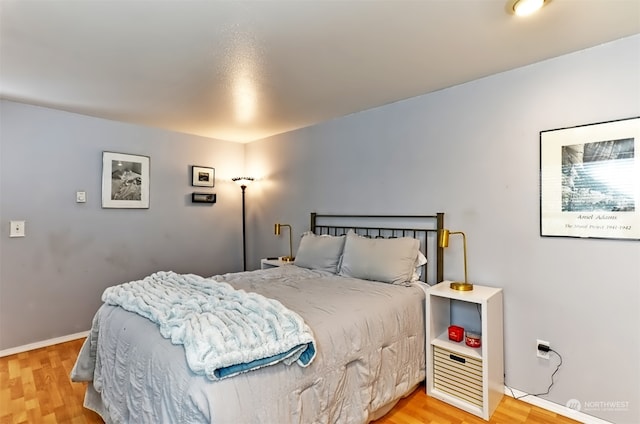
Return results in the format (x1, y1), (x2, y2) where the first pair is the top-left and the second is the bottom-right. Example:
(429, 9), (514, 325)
(0, 338), (580, 424)
(373, 388), (581, 424)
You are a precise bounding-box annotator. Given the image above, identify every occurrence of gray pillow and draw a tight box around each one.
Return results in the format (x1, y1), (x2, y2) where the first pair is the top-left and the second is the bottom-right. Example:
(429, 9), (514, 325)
(339, 231), (420, 285)
(294, 232), (346, 273)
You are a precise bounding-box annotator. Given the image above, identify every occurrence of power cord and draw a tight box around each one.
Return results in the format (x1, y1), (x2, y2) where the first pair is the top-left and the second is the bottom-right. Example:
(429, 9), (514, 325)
(506, 348), (563, 399)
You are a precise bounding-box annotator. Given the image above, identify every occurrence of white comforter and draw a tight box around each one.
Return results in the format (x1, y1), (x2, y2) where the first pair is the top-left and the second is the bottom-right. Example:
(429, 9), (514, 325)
(101, 271), (316, 380)
(72, 266), (426, 424)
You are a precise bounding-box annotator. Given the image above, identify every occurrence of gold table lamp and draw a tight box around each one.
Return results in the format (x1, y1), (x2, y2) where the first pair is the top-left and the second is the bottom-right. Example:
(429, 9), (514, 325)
(274, 223), (294, 262)
(438, 229), (473, 291)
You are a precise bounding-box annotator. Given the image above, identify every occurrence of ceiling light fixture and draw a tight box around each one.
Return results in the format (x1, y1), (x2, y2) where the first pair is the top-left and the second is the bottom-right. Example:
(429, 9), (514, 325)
(510, 0), (549, 16)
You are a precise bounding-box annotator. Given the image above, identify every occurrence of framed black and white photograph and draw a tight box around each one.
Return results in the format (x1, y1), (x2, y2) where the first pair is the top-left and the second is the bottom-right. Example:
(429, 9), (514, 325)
(192, 192), (216, 203)
(102, 152), (150, 209)
(540, 117), (640, 240)
(192, 166), (215, 187)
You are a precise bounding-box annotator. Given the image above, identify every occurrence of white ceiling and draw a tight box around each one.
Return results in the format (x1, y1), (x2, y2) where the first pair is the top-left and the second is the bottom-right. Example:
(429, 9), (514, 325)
(1, 1), (639, 143)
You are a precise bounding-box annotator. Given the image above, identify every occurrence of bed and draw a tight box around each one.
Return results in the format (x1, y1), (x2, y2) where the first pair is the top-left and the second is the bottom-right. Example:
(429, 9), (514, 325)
(71, 213), (445, 423)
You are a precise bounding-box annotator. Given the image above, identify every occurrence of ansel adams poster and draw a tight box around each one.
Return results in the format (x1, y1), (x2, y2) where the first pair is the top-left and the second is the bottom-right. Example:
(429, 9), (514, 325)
(102, 152), (150, 208)
(540, 117), (639, 240)
(562, 139), (634, 212)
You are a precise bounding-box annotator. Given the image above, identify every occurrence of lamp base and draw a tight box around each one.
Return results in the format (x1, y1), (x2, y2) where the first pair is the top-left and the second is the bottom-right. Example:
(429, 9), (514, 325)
(281, 256), (295, 262)
(450, 282), (473, 291)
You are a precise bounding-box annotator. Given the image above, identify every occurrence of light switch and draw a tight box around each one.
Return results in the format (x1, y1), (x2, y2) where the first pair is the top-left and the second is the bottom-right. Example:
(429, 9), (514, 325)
(10, 220), (25, 237)
(76, 191), (87, 203)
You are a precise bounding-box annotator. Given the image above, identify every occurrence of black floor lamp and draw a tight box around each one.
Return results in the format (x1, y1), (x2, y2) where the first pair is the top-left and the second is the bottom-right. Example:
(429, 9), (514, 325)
(232, 177), (254, 271)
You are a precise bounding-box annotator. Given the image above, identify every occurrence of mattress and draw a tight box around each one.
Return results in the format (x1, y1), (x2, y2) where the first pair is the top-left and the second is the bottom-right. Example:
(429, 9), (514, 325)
(71, 265), (426, 424)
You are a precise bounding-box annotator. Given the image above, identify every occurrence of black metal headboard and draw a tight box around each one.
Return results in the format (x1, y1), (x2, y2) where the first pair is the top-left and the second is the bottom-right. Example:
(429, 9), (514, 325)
(310, 213), (444, 285)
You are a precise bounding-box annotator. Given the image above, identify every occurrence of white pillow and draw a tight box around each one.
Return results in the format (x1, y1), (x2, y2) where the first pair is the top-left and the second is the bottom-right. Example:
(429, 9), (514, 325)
(412, 250), (428, 282)
(339, 231), (420, 285)
(294, 232), (346, 274)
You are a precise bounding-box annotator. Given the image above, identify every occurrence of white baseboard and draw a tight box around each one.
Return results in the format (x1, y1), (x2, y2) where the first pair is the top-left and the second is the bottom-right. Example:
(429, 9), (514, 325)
(0, 331), (89, 358)
(505, 387), (613, 424)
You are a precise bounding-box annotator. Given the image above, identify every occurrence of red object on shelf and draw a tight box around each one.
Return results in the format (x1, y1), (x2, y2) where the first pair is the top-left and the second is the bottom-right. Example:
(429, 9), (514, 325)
(448, 325), (464, 342)
(465, 331), (482, 348)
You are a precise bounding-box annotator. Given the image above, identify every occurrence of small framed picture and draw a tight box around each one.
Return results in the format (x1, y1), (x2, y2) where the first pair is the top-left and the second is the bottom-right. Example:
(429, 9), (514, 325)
(192, 166), (215, 187)
(192, 192), (216, 203)
(102, 152), (150, 209)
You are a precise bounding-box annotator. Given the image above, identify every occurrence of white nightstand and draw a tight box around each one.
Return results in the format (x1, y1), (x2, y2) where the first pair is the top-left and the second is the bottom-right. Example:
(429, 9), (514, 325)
(425, 282), (504, 420)
(260, 258), (293, 269)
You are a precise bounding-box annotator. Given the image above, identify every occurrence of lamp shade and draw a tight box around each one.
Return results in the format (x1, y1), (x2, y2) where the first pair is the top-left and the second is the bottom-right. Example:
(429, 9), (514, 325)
(438, 229), (450, 248)
(232, 177), (254, 187)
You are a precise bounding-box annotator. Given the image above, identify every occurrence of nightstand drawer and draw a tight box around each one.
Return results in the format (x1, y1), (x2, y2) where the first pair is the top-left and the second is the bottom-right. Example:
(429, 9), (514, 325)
(433, 346), (483, 406)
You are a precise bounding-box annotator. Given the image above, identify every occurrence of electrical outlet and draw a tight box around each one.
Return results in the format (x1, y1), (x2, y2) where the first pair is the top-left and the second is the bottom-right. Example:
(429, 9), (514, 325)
(537, 339), (550, 359)
(10, 220), (26, 238)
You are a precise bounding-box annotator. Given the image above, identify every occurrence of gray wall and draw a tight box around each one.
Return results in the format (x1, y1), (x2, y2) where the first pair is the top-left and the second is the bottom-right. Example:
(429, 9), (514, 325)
(1, 35), (638, 424)
(245, 35), (640, 423)
(0, 101), (246, 349)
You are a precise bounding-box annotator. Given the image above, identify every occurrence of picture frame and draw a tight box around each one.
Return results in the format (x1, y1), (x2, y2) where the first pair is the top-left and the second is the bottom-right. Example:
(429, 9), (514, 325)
(101, 152), (150, 209)
(192, 166), (215, 187)
(540, 117), (640, 240)
(192, 192), (216, 203)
